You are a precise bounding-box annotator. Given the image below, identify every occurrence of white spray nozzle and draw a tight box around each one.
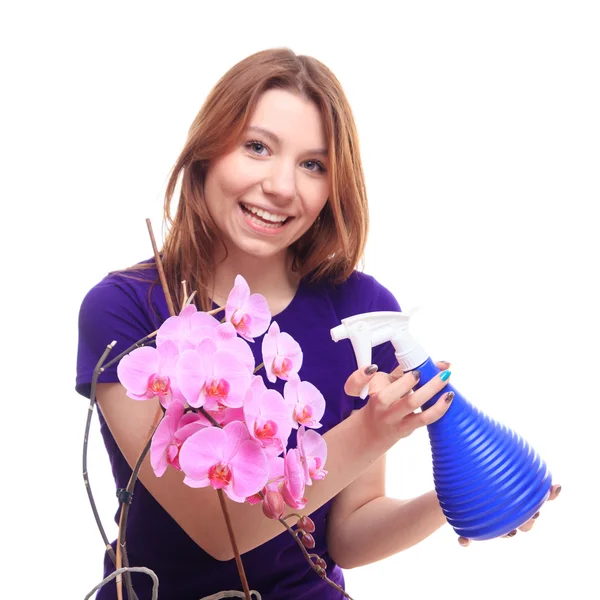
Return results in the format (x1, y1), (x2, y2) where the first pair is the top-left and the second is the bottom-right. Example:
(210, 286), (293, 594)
(331, 309), (428, 399)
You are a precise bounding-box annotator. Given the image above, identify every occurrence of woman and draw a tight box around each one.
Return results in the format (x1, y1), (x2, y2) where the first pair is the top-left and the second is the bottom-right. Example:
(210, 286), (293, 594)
(76, 47), (558, 599)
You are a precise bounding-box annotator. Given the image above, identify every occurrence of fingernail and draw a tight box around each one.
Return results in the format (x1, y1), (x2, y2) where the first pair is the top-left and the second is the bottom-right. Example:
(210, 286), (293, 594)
(412, 369), (421, 383)
(440, 370), (451, 382)
(532, 511), (540, 519)
(439, 361), (451, 369)
(507, 529), (517, 537)
(444, 391), (454, 403)
(364, 364), (378, 375)
(458, 537), (469, 547)
(555, 485), (562, 496)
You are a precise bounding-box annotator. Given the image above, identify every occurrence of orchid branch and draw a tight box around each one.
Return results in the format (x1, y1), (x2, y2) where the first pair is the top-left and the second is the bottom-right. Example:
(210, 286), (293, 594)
(100, 331), (157, 373)
(217, 490), (253, 599)
(115, 418), (160, 600)
(277, 515), (355, 600)
(84, 342), (119, 558)
(85, 341), (140, 600)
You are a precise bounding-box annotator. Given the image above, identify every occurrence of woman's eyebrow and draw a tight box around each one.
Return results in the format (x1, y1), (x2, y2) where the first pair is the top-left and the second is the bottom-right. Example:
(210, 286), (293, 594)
(248, 125), (328, 157)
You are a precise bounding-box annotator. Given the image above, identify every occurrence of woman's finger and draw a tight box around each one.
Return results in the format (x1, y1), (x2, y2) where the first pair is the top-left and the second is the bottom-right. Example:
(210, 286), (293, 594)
(458, 536), (471, 547)
(403, 391), (454, 430)
(391, 370), (452, 415)
(368, 370), (422, 408)
(548, 484), (562, 501)
(343, 364), (380, 396)
(502, 529), (518, 538)
(518, 511), (540, 532)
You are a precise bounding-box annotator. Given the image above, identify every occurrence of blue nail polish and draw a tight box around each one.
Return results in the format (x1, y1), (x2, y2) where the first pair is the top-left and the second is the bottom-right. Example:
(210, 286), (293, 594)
(440, 370), (451, 382)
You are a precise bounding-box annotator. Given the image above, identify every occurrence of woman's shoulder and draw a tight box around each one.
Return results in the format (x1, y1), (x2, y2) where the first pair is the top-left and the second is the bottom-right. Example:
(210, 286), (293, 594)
(76, 259), (166, 397)
(78, 258), (167, 340)
(81, 258), (159, 305)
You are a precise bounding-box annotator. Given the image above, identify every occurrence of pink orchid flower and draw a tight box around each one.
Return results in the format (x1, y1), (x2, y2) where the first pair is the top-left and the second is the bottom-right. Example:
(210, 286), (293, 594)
(211, 321), (256, 375)
(150, 402), (207, 477)
(244, 387), (292, 457)
(297, 426), (328, 485)
(283, 379), (325, 429)
(261, 321), (303, 383)
(246, 455), (284, 504)
(117, 340), (181, 408)
(176, 338), (251, 410)
(279, 448), (307, 510)
(207, 406), (246, 427)
(225, 275), (271, 342)
(156, 305), (220, 351)
(179, 421), (268, 502)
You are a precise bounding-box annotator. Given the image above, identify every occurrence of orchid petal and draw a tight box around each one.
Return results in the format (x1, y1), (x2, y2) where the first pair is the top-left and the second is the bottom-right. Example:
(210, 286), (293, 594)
(183, 476), (210, 488)
(190, 311), (220, 329)
(216, 322), (237, 341)
(220, 421), (252, 461)
(229, 440), (269, 498)
(304, 429), (328, 465)
(244, 294), (271, 337)
(225, 276), (250, 323)
(175, 419), (207, 442)
(156, 339), (180, 374)
(117, 347), (159, 396)
(179, 426), (226, 481)
(175, 350), (206, 408)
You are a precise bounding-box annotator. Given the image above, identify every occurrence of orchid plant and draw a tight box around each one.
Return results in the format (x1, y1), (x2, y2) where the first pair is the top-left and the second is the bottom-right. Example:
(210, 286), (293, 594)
(117, 275), (327, 515)
(82, 273), (357, 600)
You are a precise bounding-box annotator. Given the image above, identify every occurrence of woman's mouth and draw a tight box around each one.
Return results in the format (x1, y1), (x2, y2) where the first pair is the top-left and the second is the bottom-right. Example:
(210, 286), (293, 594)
(239, 202), (292, 229)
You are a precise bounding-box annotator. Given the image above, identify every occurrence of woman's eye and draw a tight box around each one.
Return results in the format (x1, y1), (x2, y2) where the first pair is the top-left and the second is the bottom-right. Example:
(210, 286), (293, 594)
(246, 141), (268, 155)
(303, 160), (326, 174)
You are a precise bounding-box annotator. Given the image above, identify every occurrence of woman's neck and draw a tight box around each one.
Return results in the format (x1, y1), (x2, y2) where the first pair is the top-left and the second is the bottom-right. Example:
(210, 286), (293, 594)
(210, 249), (300, 315)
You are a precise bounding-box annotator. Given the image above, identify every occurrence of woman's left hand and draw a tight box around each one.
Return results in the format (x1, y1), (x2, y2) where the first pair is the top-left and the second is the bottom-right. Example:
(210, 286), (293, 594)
(458, 483), (562, 547)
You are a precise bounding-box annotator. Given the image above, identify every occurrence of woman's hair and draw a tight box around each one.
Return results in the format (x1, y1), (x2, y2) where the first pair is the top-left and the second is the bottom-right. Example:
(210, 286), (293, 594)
(133, 47), (369, 311)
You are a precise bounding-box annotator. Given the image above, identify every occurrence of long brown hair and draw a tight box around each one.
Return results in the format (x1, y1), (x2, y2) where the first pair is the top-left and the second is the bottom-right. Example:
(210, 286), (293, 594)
(132, 48), (369, 311)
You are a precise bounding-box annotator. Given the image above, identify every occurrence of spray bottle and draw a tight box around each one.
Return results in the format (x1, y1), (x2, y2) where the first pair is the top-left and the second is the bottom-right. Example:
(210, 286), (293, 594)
(331, 310), (553, 540)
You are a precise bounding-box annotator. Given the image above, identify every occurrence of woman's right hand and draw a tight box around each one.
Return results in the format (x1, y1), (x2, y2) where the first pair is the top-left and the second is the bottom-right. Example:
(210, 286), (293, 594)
(344, 361), (454, 449)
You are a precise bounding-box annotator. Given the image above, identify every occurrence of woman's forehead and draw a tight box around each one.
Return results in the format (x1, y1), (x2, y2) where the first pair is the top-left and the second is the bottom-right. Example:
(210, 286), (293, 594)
(247, 89), (328, 154)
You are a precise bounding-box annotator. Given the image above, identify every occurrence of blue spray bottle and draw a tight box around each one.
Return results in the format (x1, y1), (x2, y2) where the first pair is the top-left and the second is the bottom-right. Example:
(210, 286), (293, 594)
(331, 310), (553, 540)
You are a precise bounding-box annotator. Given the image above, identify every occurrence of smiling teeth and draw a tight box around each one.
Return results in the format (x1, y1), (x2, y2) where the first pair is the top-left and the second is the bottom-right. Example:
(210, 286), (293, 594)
(242, 203), (288, 223)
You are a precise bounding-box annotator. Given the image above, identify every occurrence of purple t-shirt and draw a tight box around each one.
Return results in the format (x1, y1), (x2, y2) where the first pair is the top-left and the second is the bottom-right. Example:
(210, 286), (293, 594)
(76, 264), (400, 600)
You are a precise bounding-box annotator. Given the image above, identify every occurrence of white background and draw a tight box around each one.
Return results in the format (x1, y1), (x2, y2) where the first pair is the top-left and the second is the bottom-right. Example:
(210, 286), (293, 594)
(2, 1), (599, 598)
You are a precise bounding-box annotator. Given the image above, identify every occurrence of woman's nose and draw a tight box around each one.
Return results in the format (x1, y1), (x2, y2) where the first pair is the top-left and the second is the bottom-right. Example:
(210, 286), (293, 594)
(261, 160), (296, 204)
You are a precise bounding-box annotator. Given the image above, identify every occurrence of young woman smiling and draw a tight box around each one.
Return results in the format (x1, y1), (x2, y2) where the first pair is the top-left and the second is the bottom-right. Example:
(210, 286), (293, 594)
(76, 47), (559, 600)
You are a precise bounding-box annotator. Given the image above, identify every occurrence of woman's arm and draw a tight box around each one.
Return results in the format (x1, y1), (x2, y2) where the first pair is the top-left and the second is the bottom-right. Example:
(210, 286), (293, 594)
(326, 411), (446, 569)
(96, 363), (450, 561)
(96, 380), (399, 561)
(328, 479), (446, 568)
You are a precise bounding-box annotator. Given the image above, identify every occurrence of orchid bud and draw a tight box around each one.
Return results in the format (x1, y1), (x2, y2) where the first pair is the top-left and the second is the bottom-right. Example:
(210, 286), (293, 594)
(298, 515), (315, 533)
(301, 532), (315, 549)
(262, 490), (285, 520)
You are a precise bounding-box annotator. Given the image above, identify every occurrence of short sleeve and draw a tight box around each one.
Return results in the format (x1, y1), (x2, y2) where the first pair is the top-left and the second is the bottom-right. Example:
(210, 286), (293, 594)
(75, 277), (160, 399)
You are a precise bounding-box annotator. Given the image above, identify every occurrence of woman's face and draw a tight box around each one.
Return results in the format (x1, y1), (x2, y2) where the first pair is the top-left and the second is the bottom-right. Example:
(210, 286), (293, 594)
(203, 88), (330, 264)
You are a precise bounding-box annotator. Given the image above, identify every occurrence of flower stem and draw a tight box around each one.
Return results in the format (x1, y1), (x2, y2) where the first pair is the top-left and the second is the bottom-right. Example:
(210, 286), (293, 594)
(116, 423), (158, 600)
(85, 342), (140, 600)
(277, 516), (355, 600)
(146, 218), (176, 316)
(217, 490), (252, 600)
(100, 331), (157, 373)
